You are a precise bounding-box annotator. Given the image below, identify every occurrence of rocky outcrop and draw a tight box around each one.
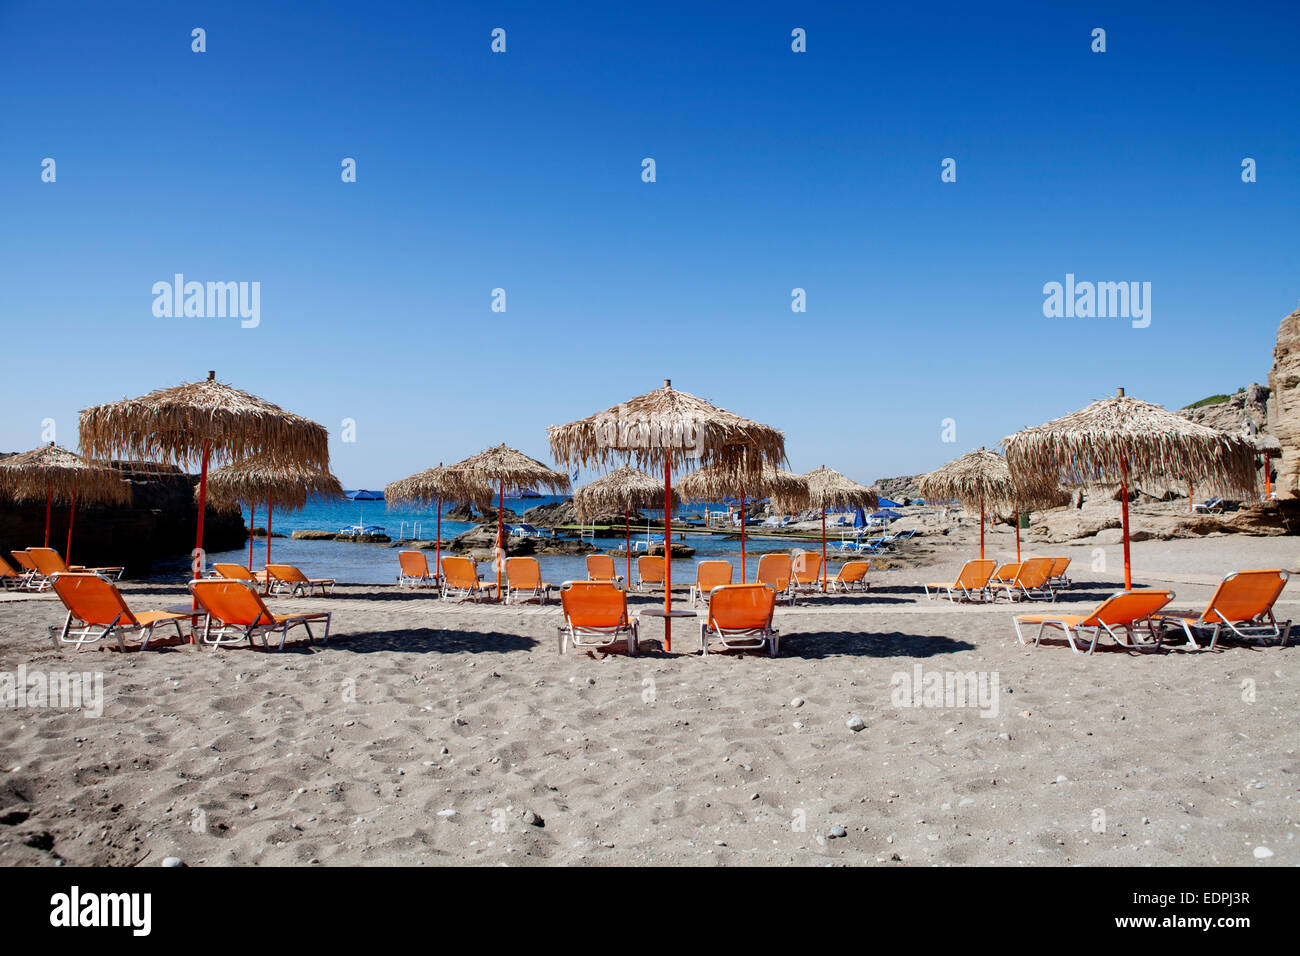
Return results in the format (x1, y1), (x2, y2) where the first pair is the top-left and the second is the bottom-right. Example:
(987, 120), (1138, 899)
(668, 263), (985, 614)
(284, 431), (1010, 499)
(1180, 383), (1270, 436)
(1268, 300), (1300, 498)
(445, 504), (520, 524)
(872, 475), (922, 502)
(0, 460), (245, 576)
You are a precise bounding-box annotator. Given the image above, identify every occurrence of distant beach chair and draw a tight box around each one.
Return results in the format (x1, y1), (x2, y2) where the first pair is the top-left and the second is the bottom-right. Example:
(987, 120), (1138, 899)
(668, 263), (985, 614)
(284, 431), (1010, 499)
(585, 554), (625, 588)
(1153, 569), (1291, 649)
(213, 562), (270, 592)
(636, 555), (666, 592)
(190, 578), (331, 651)
(1046, 557), (1071, 589)
(924, 559), (997, 603)
(505, 557), (551, 604)
(48, 572), (189, 651)
(689, 560), (734, 608)
(440, 556), (496, 602)
(27, 547), (124, 585)
(990, 556), (1056, 602)
(10, 551), (46, 591)
(1013, 589), (1175, 655)
(989, 561), (1022, 590)
(791, 552), (823, 592)
(558, 581), (637, 655)
(1191, 496), (1226, 514)
(700, 583), (779, 657)
(265, 563), (336, 597)
(830, 560), (870, 593)
(0, 554), (32, 590)
(756, 553), (796, 605)
(396, 550), (439, 589)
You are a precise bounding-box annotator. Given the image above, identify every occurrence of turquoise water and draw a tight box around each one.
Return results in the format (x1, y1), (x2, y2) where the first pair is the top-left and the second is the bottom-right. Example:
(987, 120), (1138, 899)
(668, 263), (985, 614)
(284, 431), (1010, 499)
(173, 494), (820, 586)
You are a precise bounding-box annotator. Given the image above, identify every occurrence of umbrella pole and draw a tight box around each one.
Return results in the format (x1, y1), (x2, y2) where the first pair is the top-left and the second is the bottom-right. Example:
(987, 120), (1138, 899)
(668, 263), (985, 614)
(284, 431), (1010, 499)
(821, 507), (827, 593)
(191, 439), (212, 629)
(1120, 458), (1132, 589)
(43, 488), (51, 548)
(625, 507), (631, 587)
(66, 487), (77, 565)
(497, 480), (504, 601)
(664, 459), (673, 652)
(247, 501), (255, 571)
(979, 492), (984, 560)
(1265, 451), (1271, 497)
(1014, 509), (1020, 563)
(266, 493), (273, 568)
(1188, 482), (1193, 513)
(740, 487), (746, 581)
(436, 492), (442, 590)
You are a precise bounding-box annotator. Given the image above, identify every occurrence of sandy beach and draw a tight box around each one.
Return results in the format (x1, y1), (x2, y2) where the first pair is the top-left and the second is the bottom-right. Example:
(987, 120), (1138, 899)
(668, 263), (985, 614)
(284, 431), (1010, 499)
(2, 524), (1295, 867)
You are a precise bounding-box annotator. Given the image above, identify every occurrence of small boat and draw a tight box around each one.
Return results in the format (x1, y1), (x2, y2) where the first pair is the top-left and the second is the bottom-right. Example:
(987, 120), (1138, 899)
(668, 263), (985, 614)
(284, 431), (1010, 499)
(338, 524), (387, 535)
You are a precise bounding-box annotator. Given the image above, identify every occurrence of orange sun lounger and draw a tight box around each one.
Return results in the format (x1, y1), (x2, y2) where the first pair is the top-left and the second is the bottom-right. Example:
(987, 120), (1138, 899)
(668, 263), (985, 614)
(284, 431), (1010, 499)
(636, 555), (666, 592)
(585, 554), (625, 588)
(440, 556), (497, 602)
(264, 564), (336, 597)
(1013, 589), (1175, 655)
(396, 550), (439, 589)
(505, 557), (551, 604)
(1153, 569), (1291, 649)
(1046, 557), (1071, 589)
(791, 552), (823, 592)
(990, 556), (1056, 602)
(0, 554), (32, 590)
(49, 572), (189, 651)
(689, 560), (734, 607)
(756, 553), (796, 605)
(559, 581), (637, 655)
(924, 559), (997, 603)
(830, 560), (870, 593)
(213, 563), (270, 591)
(24, 547), (123, 591)
(700, 583), (779, 657)
(190, 579), (331, 651)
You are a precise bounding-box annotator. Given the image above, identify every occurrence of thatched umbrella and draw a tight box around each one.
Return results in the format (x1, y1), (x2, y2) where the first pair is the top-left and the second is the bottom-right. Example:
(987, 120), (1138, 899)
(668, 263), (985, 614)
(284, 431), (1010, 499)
(384, 463), (462, 583)
(1003, 388), (1256, 588)
(802, 466), (879, 591)
(548, 380), (786, 650)
(918, 447), (1056, 562)
(0, 443), (131, 563)
(678, 462), (809, 580)
(442, 444), (571, 598)
(80, 371), (330, 595)
(573, 467), (678, 586)
(204, 458), (345, 571)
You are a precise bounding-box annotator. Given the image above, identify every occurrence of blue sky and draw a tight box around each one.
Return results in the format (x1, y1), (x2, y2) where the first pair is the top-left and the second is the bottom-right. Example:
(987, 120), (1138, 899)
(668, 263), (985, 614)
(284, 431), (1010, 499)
(2, 1), (1296, 487)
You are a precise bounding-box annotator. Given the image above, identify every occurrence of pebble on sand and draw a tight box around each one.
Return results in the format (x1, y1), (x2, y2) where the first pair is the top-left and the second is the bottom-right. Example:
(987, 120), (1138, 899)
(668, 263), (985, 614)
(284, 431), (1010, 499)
(846, 716), (866, 732)
(1253, 846), (1274, 859)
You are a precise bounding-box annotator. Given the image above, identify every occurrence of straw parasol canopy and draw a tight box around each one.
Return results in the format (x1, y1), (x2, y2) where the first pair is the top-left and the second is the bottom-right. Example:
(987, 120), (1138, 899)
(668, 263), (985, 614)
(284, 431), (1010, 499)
(918, 447), (1059, 560)
(802, 466), (879, 512)
(0, 443), (131, 507)
(547, 380), (787, 474)
(573, 467), (675, 520)
(442, 444), (571, 506)
(203, 458), (345, 512)
(1003, 388), (1257, 588)
(385, 465), (462, 509)
(677, 462), (809, 510)
(80, 375), (329, 470)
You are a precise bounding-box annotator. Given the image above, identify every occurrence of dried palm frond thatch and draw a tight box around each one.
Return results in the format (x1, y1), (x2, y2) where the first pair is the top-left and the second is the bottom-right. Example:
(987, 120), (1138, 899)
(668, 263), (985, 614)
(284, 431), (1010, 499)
(548, 380), (786, 473)
(203, 458), (345, 512)
(802, 466), (879, 511)
(573, 467), (675, 521)
(1002, 391), (1257, 498)
(0, 443), (131, 506)
(79, 374), (329, 469)
(384, 465), (463, 508)
(441, 444), (571, 506)
(918, 447), (1059, 514)
(677, 462), (810, 511)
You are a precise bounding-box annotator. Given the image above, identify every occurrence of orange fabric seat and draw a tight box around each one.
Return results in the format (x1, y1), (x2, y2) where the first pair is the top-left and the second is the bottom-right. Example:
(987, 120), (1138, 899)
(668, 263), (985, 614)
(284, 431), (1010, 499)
(397, 551), (438, 589)
(49, 572), (189, 651)
(925, 559), (997, 603)
(830, 560), (870, 592)
(791, 552), (823, 592)
(505, 557), (551, 604)
(636, 555), (666, 592)
(1014, 589), (1175, 655)
(756, 553), (795, 605)
(1153, 570), (1291, 649)
(700, 584), (779, 656)
(0, 554), (31, 590)
(689, 560), (734, 607)
(585, 554), (625, 587)
(559, 581), (637, 654)
(990, 556), (1056, 602)
(190, 579), (331, 651)
(440, 556), (496, 602)
(265, 563), (335, 597)
(28, 546), (124, 583)
(1046, 557), (1072, 588)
